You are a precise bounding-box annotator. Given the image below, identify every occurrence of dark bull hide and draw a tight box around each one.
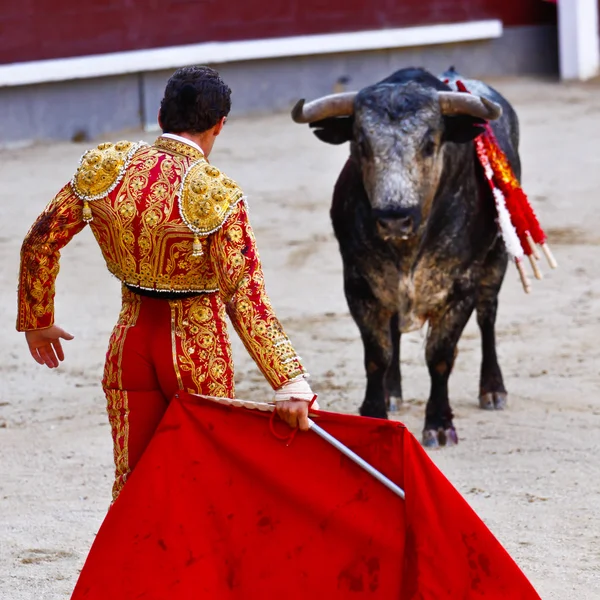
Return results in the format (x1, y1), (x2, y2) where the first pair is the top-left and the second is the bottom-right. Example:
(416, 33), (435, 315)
(292, 67), (521, 447)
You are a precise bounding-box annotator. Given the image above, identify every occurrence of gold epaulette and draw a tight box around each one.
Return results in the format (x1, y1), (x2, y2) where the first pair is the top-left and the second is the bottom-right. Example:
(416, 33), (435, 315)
(179, 160), (245, 256)
(71, 140), (147, 222)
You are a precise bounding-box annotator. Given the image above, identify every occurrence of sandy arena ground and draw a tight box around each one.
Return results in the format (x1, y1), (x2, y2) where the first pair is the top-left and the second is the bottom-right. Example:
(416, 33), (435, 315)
(1, 77), (599, 599)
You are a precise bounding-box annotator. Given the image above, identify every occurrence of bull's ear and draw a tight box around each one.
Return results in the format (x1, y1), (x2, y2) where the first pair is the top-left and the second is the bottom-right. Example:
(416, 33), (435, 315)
(309, 116), (354, 145)
(443, 115), (486, 144)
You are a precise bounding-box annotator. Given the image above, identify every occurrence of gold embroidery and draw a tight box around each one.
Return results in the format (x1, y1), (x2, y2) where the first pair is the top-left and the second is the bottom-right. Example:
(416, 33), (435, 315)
(87, 143), (222, 293)
(170, 302), (184, 391)
(210, 202), (306, 389)
(154, 136), (204, 161)
(103, 287), (141, 389)
(179, 160), (245, 238)
(71, 141), (145, 202)
(106, 389), (130, 501)
(103, 288), (140, 501)
(17, 138), (249, 321)
(17, 186), (87, 331)
(170, 294), (235, 397)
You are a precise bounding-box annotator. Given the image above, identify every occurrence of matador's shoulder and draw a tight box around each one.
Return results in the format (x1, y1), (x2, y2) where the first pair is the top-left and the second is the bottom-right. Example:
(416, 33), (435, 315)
(179, 160), (246, 237)
(70, 140), (147, 201)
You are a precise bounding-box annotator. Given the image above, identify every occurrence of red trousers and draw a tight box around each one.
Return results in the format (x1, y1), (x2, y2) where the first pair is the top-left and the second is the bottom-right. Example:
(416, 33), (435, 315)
(102, 288), (235, 500)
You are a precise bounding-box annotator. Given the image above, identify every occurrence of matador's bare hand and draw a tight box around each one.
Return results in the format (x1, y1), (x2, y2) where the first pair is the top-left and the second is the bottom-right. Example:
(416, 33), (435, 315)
(25, 325), (74, 369)
(276, 399), (310, 431)
(274, 377), (318, 431)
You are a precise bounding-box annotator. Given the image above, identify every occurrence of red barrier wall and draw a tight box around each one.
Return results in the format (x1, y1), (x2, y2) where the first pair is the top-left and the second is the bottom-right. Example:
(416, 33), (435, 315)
(0, 0), (557, 64)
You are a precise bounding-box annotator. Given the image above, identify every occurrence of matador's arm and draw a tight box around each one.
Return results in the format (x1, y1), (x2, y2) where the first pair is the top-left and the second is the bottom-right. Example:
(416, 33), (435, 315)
(17, 185), (87, 331)
(209, 201), (307, 390)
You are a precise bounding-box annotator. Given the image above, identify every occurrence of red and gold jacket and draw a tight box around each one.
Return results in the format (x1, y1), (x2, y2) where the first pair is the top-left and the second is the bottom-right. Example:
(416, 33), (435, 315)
(17, 136), (305, 389)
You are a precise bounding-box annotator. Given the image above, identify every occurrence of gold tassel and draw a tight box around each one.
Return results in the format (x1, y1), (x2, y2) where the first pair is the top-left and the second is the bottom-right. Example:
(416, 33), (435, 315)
(82, 200), (93, 222)
(192, 234), (203, 257)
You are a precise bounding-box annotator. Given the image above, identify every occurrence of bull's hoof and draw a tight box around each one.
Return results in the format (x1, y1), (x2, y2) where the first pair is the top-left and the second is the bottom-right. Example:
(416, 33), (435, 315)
(439, 427), (459, 446)
(387, 395), (402, 412)
(422, 427), (458, 448)
(422, 429), (440, 448)
(479, 392), (508, 411)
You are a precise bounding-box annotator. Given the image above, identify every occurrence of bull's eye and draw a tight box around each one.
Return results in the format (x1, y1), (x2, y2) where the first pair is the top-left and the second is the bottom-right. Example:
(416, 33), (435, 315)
(422, 138), (436, 158)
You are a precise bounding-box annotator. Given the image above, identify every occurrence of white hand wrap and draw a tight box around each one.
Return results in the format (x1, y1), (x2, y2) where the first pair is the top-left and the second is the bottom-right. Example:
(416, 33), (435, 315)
(274, 375), (319, 409)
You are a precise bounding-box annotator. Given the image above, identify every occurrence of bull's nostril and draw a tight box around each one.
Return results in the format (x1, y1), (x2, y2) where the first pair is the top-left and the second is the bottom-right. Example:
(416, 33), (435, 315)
(377, 217), (412, 231)
(376, 215), (415, 239)
(397, 217), (413, 231)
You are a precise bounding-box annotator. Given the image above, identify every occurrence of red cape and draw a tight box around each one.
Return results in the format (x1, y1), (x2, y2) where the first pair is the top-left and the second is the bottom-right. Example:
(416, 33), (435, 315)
(71, 393), (540, 599)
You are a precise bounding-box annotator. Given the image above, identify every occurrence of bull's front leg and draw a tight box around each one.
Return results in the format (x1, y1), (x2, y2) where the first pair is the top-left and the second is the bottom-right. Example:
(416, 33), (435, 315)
(384, 312), (402, 412)
(423, 297), (476, 448)
(345, 274), (394, 420)
(476, 239), (508, 410)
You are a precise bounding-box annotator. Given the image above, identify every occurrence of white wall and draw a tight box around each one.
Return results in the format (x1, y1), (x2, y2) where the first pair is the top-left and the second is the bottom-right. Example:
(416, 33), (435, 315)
(557, 0), (600, 80)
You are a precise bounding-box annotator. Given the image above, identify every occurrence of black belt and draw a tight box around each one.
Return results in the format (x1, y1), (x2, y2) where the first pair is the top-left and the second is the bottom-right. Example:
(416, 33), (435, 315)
(125, 284), (202, 300)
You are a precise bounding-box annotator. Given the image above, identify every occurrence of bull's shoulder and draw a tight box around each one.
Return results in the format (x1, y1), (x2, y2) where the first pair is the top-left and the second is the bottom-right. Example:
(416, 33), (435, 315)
(179, 160), (245, 236)
(71, 140), (146, 201)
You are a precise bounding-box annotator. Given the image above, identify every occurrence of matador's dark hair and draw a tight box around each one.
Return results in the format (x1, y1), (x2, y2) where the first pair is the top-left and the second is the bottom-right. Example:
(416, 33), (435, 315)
(159, 66), (231, 134)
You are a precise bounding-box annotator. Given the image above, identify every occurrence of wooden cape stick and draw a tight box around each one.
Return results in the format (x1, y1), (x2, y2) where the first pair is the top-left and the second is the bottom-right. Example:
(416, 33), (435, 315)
(192, 393), (406, 501)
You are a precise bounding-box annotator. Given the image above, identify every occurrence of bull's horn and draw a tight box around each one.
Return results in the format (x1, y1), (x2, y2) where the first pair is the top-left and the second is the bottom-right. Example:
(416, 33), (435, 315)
(438, 92), (502, 121)
(291, 92), (357, 123)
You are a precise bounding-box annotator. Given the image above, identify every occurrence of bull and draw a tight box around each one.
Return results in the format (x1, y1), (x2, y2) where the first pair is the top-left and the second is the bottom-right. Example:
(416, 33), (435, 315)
(292, 67), (521, 447)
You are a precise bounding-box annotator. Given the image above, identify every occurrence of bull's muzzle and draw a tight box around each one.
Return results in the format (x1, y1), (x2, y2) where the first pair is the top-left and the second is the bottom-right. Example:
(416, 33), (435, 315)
(373, 208), (421, 240)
